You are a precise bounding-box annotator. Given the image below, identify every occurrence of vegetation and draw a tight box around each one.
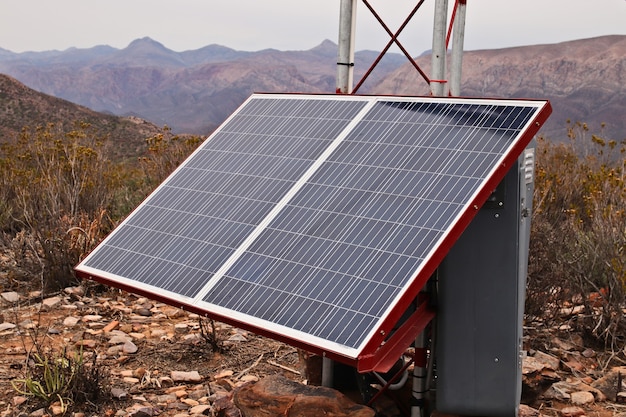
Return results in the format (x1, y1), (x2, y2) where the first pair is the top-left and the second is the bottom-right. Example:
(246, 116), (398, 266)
(0, 122), (201, 292)
(527, 121), (626, 356)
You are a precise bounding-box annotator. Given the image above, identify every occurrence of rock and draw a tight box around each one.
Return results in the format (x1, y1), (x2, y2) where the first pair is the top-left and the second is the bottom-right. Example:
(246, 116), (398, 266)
(42, 296), (63, 310)
(12, 396), (27, 406)
(1, 291), (19, 303)
(174, 323), (188, 333)
(136, 308), (152, 317)
(128, 406), (157, 417)
(570, 391), (594, 405)
(518, 404), (540, 417)
(541, 384), (571, 401)
(551, 337), (576, 352)
(29, 408), (46, 417)
(189, 404), (212, 415)
(533, 350), (560, 371)
(559, 406), (586, 417)
(0, 322), (17, 332)
(591, 366), (626, 400)
(581, 348), (595, 358)
(234, 374), (375, 417)
(48, 404), (64, 416)
(182, 398), (200, 407)
(109, 334), (132, 345)
(82, 314), (103, 322)
(122, 340), (138, 354)
(214, 370), (234, 379)
(76, 339), (97, 349)
(123, 377), (141, 384)
(213, 396), (241, 417)
(63, 316), (79, 327)
(550, 381), (605, 402)
(111, 388), (128, 400)
(158, 376), (175, 387)
(171, 370), (203, 383)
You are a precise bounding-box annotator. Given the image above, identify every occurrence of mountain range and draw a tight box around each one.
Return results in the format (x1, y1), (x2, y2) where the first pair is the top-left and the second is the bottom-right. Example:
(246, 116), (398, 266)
(1, 35), (624, 141)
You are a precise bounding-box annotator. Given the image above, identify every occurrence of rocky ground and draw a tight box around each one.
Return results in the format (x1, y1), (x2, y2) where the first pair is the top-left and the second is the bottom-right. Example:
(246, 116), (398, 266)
(0, 286), (625, 417)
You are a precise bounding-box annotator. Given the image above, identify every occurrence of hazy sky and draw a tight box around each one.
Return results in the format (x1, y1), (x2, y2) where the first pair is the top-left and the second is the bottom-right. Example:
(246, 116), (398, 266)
(1, 0), (625, 54)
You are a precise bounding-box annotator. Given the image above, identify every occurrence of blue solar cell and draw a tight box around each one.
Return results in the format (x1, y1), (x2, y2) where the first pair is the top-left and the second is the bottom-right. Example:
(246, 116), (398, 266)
(200, 98), (544, 349)
(76, 94), (550, 361)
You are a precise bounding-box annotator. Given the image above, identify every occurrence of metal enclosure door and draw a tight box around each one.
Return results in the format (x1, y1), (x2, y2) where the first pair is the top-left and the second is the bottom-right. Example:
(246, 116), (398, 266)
(435, 147), (535, 417)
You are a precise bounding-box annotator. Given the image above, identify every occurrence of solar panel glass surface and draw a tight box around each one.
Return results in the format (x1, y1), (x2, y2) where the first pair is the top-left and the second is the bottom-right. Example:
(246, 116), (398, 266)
(76, 94), (550, 361)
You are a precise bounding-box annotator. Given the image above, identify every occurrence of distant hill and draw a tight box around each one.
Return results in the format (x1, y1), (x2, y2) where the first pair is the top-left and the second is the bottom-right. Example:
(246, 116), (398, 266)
(0, 74), (162, 160)
(374, 35), (626, 141)
(1, 35), (625, 141)
(0, 38), (405, 135)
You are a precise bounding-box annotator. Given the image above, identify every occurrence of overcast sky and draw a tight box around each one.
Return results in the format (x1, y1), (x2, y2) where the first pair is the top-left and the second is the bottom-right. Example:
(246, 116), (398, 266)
(1, 0), (625, 54)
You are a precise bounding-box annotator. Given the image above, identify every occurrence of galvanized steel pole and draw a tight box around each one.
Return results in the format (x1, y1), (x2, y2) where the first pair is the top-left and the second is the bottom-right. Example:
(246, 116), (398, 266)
(336, 0), (357, 94)
(449, 0), (467, 96)
(430, 0), (448, 96)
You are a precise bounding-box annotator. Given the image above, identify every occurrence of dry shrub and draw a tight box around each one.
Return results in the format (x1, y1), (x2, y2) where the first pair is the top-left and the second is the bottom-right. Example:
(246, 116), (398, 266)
(0, 122), (118, 291)
(0, 123), (202, 293)
(528, 122), (626, 353)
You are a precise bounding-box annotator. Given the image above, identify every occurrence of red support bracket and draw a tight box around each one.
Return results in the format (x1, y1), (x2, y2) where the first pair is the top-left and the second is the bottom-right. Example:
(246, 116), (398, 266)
(357, 299), (435, 373)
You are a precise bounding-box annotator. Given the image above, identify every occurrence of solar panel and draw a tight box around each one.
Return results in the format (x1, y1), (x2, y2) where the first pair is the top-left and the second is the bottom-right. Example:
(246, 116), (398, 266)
(76, 94), (551, 371)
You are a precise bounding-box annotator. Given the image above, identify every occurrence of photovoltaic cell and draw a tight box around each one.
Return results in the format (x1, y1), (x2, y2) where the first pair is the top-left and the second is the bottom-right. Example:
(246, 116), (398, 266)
(80, 97), (370, 297)
(76, 94), (550, 362)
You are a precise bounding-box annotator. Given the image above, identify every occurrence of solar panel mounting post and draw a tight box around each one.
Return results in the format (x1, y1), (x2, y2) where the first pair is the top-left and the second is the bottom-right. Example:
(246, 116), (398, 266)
(336, 0), (357, 94)
(449, 0), (467, 96)
(430, 0), (449, 96)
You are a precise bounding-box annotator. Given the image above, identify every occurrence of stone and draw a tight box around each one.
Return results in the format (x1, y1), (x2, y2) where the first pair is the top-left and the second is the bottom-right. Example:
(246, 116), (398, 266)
(129, 406), (157, 417)
(136, 308), (152, 317)
(570, 391), (594, 405)
(550, 381), (605, 402)
(591, 366), (626, 400)
(82, 314), (103, 322)
(581, 348), (595, 358)
(29, 408), (46, 417)
(182, 398), (200, 407)
(122, 341), (138, 354)
(214, 370), (234, 379)
(76, 339), (98, 349)
(533, 350), (560, 371)
(158, 376), (175, 387)
(42, 296), (63, 310)
(171, 371), (203, 382)
(234, 374), (375, 417)
(1, 291), (19, 303)
(111, 388), (128, 400)
(12, 396), (27, 406)
(0, 322), (17, 332)
(63, 316), (80, 327)
(189, 404), (212, 415)
(174, 323), (188, 333)
(156, 393), (178, 404)
(109, 335), (132, 345)
(559, 406), (586, 417)
(518, 404), (540, 417)
(227, 333), (247, 342)
(49, 404), (65, 416)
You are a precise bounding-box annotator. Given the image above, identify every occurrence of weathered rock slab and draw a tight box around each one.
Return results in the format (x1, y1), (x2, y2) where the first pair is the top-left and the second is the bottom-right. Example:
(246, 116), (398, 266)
(234, 374), (375, 417)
